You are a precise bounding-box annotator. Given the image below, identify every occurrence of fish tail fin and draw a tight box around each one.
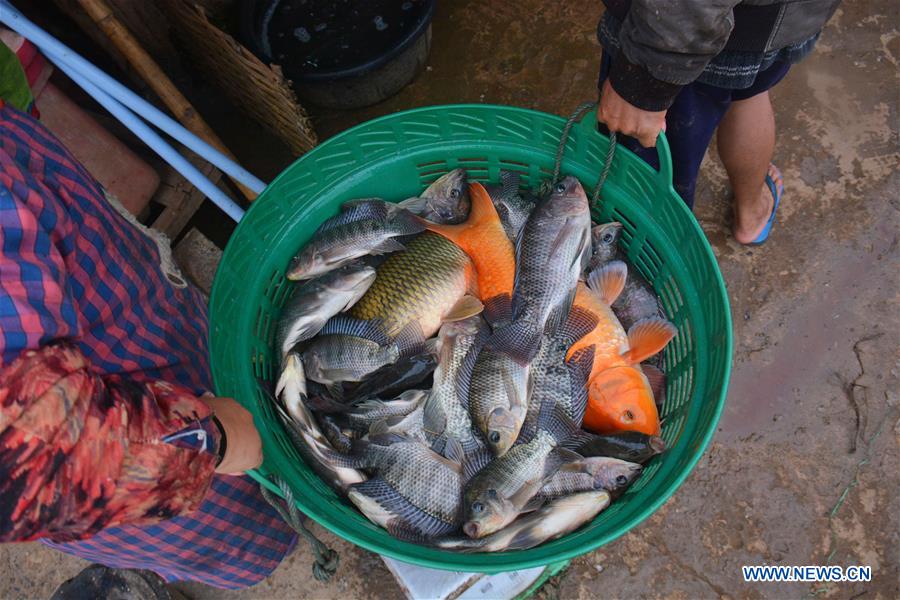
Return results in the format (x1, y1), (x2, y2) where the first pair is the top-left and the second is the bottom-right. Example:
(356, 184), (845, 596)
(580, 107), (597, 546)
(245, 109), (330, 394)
(487, 320), (542, 365)
(386, 204), (429, 235)
(621, 318), (677, 365)
(467, 181), (503, 227)
(586, 260), (628, 305)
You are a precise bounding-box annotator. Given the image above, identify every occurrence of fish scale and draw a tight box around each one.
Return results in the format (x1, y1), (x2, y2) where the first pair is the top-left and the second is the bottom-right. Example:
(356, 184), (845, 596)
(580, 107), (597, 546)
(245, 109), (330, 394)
(360, 439), (463, 531)
(351, 232), (475, 338)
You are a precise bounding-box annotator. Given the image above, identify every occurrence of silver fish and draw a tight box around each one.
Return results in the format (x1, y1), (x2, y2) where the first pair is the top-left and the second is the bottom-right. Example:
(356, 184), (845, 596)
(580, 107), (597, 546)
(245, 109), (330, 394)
(587, 221), (666, 332)
(342, 434), (465, 540)
(539, 456), (642, 499)
(275, 263), (376, 361)
(435, 490), (610, 552)
(287, 200), (425, 280)
(573, 430), (666, 464)
(268, 357), (366, 492)
(461, 422), (580, 539)
(461, 339), (532, 458)
(484, 170), (536, 243)
(422, 316), (491, 465)
(398, 168), (470, 224)
(342, 389), (428, 433)
(490, 176), (592, 363)
(302, 318), (423, 387)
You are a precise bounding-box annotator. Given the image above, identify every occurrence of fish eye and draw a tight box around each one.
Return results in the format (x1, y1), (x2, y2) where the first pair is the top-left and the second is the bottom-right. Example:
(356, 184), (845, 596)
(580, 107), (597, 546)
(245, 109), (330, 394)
(472, 501), (484, 514)
(616, 475), (628, 486)
(602, 232), (614, 243)
(450, 188), (461, 199)
(554, 182), (566, 194)
(489, 431), (501, 443)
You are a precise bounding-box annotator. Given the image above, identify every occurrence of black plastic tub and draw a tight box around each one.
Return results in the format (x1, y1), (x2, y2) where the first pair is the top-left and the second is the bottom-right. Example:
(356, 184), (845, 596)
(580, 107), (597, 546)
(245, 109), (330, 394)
(241, 0), (435, 109)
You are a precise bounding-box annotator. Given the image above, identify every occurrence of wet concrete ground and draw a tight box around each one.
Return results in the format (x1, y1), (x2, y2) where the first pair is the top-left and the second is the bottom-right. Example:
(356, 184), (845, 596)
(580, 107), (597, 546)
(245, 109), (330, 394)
(2, 1), (897, 599)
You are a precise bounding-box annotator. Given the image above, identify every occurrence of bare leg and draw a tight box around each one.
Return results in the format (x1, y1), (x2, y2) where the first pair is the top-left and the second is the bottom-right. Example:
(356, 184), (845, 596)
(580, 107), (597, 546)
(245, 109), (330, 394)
(716, 91), (781, 244)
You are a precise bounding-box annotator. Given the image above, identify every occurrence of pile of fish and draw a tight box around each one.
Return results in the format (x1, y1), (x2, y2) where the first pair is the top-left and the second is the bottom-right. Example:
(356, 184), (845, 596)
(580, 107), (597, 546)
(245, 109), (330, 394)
(270, 169), (676, 551)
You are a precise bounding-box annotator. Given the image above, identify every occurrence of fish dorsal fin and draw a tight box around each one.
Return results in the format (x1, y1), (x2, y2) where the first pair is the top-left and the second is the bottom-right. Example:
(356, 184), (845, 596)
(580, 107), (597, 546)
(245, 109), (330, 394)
(319, 316), (391, 346)
(586, 260), (628, 305)
(621, 318), (677, 365)
(444, 294), (484, 322)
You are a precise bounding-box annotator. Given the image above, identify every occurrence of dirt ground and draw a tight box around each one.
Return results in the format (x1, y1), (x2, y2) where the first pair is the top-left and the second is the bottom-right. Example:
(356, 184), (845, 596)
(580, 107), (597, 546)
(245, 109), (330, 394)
(2, 1), (897, 599)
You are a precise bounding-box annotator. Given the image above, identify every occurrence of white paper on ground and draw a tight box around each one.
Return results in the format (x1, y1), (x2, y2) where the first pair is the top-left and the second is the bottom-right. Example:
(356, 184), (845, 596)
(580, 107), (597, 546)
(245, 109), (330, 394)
(383, 557), (546, 600)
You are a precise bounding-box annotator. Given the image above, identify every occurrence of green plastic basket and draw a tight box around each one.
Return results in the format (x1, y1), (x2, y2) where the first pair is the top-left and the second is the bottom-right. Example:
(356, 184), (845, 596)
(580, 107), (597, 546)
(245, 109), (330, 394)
(209, 104), (732, 572)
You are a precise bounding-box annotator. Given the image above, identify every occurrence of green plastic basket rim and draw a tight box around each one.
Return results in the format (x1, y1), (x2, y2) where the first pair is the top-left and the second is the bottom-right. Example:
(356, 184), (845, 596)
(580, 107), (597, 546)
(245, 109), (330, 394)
(211, 103), (733, 571)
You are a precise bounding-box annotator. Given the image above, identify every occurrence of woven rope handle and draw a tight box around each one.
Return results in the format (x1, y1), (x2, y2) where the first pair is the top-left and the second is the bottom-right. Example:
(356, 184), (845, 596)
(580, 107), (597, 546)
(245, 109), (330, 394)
(541, 101), (617, 209)
(260, 477), (340, 581)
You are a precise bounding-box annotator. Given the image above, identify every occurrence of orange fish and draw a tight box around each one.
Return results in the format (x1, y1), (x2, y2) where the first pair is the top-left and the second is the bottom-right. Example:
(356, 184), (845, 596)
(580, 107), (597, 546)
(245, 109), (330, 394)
(584, 367), (662, 435)
(564, 260), (675, 436)
(425, 182), (516, 325)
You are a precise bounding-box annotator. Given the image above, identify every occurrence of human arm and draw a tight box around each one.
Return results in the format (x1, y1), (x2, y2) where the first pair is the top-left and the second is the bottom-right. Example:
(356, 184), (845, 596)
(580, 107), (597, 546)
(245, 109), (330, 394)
(0, 155), (259, 543)
(597, 1), (741, 147)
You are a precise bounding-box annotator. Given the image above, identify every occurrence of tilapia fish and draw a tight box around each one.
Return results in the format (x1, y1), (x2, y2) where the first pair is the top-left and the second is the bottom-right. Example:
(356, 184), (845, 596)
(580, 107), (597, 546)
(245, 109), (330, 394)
(339, 434), (465, 540)
(399, 168), (470, 224)
(588, 221), (623, 271)
(539, 456), (641, 499)
(422, 316), (491, 470)
(351, 231), (483, 338)
(435, 490), (610, 552)
(426, 182), (517, 326)
(269, 356), (366, 492)
(461, 340), (532, 458)
(588, 221), (666, 331)
(490, 176), (592, 363)
(484, 170), (536, 244)
(341, 389), (427, 433)
(574, 430), (666, 464)
(462, 422), (581, 539)
(302, 316), (424, 386)
(287, 200), (425, 280)
(275, 263), (376, 361)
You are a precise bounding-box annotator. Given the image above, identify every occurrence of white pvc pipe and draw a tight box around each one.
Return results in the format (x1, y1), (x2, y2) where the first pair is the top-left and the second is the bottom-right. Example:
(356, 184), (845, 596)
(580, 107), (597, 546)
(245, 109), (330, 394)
(55, 57), (246, 222)
(0, 0), (267, 196)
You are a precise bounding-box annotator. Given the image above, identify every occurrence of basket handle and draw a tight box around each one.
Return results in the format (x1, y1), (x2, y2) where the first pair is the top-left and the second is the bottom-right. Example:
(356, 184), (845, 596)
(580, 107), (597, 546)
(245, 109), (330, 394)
(576, 107), (676, 196)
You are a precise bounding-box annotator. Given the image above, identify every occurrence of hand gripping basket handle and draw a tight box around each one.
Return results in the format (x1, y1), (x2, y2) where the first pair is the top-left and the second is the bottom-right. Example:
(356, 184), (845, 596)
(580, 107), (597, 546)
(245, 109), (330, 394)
(571, 102), (676, 200)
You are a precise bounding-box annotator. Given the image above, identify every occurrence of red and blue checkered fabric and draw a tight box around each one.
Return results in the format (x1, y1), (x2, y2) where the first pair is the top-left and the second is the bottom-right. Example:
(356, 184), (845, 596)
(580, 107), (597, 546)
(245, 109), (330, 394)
(0, 103), (296, 589)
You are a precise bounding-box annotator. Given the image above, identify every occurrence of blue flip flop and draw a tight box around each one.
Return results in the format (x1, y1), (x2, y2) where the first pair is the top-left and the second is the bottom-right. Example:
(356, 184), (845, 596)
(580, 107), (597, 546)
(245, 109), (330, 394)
(748, 166), (783, 246)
